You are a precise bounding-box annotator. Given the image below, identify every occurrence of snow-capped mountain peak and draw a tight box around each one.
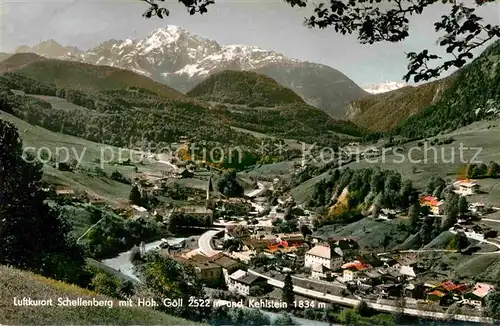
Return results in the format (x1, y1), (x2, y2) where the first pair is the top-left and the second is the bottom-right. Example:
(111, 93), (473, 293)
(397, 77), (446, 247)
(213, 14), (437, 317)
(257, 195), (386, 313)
(363, 81), (410, 94)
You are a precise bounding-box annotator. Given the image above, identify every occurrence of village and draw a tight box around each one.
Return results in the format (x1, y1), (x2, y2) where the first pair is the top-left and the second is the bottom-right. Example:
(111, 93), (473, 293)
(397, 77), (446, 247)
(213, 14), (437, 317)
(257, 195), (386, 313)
(122, 159), (499, 322)
(44, 137), (500, 323)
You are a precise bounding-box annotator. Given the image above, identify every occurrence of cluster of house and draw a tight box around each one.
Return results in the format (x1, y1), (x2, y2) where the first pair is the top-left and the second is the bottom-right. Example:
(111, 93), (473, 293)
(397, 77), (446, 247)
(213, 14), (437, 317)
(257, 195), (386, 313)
(159, 247), (270, 297)
(452, 223), (498, 240)
(304, 238), (360, 280)
(305, 244), (496, 307)
(423, 281), (496, 307)
(163, 250), (244, 287)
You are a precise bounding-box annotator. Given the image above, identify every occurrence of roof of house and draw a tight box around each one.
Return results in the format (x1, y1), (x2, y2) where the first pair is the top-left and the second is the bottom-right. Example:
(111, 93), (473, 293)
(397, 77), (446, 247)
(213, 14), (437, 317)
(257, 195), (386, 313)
(427, 290), (445, 297)
(472, 283), (495, 298)
(419, 196), (441, 207)
(454, 180), (479, 187)
(211, 255), (240, 269)
(131, 205), (147, 212)
(177, 206), (213, 214)
(237, 274), (264, 285)
(55, 188), (75, 195)
(342, 260), (370, 271)
(439, 280), (467, 293)
(229, 269), (247, 281)
(362, 269), (382, 279)
(306, 245), (340, 260)
(400, 265), (416, 278)
(191, 260), (220, 270)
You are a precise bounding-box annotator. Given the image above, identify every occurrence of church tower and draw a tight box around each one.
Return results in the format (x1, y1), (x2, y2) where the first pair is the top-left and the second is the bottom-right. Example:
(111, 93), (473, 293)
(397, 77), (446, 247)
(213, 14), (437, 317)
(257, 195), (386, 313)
(206, 175), (214, 202)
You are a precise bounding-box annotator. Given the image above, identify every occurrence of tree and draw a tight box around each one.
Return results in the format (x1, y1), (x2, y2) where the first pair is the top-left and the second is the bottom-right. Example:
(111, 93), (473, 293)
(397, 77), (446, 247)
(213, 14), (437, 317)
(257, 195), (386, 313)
(300, 224), (312, 239)
(485, 291), (500, 321)
(477, 163), (488, 178)
(488, 161), (500, 177)
(408, 203), (420, 232)
(140, 0), (500, 83)
(426, 176), (445, 196)
(458, 196), (468, 216)
(453, 232), (470, 250)
(129, 185), (142, 206)
(419, 215), (433, 246)
(229, 309), (271, 326)
(338, 309), (360, 326)
(141, 252), (207, 320)
(90, 271), (121, 298)
(129, 245), (142, 264)
(399, 179), (415, 208)
(355, 300), (372, 317)
(0, 119), (85, 284)
(282, 273), (295, 310)
(466, 163), (477, 179)
(217, 170), (244, 197)
(271, 313), (298, 326)
(382, 234), (391, 251)
(442, 194), (459, 229)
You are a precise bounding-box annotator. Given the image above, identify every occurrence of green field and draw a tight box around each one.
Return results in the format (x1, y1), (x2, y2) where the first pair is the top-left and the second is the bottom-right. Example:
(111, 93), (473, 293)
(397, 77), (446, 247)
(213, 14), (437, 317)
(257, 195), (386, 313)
(315, 218), (410, 251)
(0, 266), (203, 325)
(27, 94), (92, 111)
(0, 111), (165, 203)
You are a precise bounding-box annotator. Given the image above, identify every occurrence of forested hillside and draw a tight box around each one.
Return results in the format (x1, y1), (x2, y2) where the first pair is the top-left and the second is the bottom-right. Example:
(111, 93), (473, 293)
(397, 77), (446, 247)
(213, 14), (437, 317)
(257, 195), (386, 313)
(345, 75), (456, 132)
(0, 57), (365, 152)
(187, 70), (304, 107)
(0, 73), (256, 148)
(392, 40), (500, 139)
(0, 69), (363, 171)
(0, 53), (184, 100)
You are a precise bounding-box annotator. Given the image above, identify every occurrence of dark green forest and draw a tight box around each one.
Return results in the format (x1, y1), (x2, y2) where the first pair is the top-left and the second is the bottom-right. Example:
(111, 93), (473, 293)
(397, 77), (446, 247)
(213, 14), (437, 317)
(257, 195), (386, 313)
(392, 40), (500, 139)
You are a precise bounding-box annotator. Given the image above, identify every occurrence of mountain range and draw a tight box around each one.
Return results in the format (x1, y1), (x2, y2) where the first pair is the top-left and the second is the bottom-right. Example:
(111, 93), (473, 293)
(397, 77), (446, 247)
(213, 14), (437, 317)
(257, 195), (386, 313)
(362, 81), (409, 94)
(0, 52), (364, 161)
(12, 26), (368, 118)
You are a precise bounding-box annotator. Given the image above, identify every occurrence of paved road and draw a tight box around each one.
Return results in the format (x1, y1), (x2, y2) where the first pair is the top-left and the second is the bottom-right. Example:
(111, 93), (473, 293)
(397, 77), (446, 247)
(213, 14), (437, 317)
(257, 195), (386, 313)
(101, 238), (185, 281)
(248, 270), (492, 324)
(482, 218), (500, 223)
(245, 182), (266, 198)
(198, 229), (224, 257)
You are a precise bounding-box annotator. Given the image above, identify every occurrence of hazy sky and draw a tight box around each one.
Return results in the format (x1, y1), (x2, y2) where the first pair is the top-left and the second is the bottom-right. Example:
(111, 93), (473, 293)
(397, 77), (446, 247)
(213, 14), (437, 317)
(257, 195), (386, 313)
(1, 0), (499, 85)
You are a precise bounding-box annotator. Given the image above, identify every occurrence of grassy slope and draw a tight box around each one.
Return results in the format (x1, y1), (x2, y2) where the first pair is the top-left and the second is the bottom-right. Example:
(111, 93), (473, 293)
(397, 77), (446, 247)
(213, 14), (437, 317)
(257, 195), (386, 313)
(0, 266), (203, 325)
(345, 76), (456, 132)
(315, 218), (410, 251)
(291, 118), (500, 206)
(187, 70), (304, 107)
(1, 53), (184, 99)
(0, 111), (161, 204)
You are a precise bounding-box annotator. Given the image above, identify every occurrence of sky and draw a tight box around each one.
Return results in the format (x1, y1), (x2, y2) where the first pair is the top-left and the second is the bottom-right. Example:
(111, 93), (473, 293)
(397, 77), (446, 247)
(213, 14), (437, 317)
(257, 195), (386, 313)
(1, 0), (499, 85)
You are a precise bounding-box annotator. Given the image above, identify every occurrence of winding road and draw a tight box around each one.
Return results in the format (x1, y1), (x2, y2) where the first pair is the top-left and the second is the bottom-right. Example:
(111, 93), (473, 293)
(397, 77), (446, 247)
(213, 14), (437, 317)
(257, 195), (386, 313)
(198, 229), (224, 257)
(247, 269), (492, 324)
